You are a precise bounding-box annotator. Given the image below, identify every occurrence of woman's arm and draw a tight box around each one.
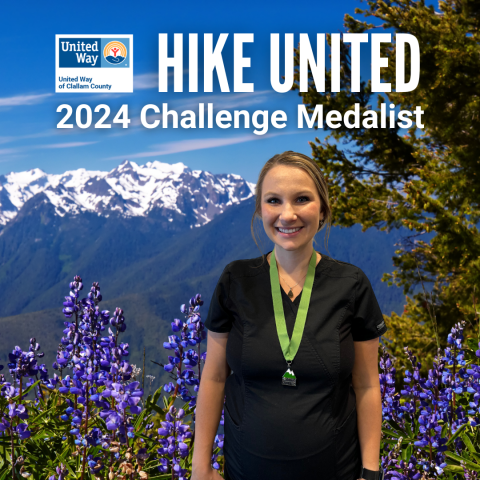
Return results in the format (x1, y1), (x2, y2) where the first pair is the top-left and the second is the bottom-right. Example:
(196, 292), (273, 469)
(191, 330), (230, 480)
(352, 337), (383, 478)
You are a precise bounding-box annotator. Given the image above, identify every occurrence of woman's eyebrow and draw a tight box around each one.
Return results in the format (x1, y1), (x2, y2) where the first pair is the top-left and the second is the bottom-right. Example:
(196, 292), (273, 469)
(263, 190), (314, 197)
(294, 190), (314, 196)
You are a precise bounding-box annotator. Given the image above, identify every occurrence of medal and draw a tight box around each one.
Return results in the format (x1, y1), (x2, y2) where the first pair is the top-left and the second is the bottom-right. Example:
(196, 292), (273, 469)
(270, 248), (317, 387)
(282, 362), (296, 386)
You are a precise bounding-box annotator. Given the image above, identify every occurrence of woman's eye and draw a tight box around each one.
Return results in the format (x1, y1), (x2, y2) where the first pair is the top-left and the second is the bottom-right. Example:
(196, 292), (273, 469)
(297, 196), (309, 203)
(266, 198), (279, 204)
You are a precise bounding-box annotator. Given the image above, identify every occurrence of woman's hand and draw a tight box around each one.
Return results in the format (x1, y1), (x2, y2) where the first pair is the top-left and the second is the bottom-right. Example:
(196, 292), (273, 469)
(191, 466), (225, 480)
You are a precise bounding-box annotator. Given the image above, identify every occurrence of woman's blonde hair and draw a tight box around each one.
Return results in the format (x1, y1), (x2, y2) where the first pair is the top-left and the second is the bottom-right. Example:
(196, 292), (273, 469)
(251, 150), (332, 256)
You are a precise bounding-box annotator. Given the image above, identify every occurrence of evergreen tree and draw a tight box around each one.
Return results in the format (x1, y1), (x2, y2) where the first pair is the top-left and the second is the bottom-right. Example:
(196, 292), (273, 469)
(293, 0), (480, 372)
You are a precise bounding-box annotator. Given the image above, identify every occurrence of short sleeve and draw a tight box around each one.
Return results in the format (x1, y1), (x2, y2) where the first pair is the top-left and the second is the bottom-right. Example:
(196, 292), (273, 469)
(351, 269), (388, 341)
(204, 266), (234, 333)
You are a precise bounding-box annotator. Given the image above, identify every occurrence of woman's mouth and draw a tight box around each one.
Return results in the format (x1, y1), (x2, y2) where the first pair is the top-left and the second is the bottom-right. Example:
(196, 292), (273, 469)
(276, 226), (303, 235)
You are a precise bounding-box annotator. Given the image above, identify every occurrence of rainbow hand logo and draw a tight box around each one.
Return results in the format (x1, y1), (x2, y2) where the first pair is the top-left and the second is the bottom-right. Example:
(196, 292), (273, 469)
(103, 41), (127, 65)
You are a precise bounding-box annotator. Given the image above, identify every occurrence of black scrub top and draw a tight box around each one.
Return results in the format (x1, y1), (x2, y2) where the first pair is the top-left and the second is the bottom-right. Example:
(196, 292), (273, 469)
(204, 253), (387, 480)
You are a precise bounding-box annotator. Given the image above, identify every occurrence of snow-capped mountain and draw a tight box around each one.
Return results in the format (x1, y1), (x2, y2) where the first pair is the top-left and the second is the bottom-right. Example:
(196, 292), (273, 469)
(0, 160), (256, 228)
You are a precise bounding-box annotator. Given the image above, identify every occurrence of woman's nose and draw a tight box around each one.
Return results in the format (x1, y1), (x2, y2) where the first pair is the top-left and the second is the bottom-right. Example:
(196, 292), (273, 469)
(279, 203), (297, 222)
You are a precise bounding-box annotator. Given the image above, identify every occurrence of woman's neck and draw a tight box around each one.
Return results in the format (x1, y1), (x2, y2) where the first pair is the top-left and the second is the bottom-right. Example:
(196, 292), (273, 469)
(271, 242), (315, 275)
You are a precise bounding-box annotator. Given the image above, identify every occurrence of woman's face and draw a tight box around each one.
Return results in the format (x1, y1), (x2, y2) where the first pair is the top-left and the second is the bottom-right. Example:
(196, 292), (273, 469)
(260, 165), (323, 254)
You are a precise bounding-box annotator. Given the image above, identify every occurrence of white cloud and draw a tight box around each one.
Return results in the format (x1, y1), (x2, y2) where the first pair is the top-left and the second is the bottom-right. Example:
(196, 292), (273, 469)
(0, 148), (20, 155)
(0, 148), (24, 163)
(135, 73), (158, 90)
(134, 69), (186, 90)
(106, 130), (298, 160)
(109, 137), (252, 159)
(175, 90), (272, 111)
(0, 93), (53, 107)
(37, 141), (98, 149)
(0, 131), (58, 145)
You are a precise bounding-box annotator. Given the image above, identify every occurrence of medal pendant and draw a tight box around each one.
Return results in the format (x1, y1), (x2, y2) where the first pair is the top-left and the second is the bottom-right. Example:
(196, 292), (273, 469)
(282, 368), (296, 387)
(287, 289), (293, 299)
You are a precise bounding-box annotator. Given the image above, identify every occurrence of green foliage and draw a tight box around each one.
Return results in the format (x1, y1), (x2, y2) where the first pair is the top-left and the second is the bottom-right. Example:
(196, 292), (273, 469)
(293, 0), (480, 376)
(0, 385), (203, 479)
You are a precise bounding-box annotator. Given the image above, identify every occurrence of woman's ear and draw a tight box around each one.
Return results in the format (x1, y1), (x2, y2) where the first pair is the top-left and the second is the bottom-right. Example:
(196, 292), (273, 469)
(318, 212), (325, 229)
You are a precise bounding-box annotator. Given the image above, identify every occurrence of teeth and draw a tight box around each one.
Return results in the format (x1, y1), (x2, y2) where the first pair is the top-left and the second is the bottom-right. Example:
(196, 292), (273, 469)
(278, 227), (301, 233)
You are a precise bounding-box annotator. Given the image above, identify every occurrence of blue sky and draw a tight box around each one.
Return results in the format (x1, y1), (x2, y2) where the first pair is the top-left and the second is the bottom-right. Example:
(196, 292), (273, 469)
(0, 0), (381, 182)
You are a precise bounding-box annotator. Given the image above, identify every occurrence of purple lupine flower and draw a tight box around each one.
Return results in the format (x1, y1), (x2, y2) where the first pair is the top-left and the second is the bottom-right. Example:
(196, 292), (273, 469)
(212, 431), (225, 468)
(157, 457), (169, 473)
(163, 382), (175, 393)
(461, 460), (480, 480)
(161, 294), (206, 405)
(86, 454), (104, 474)
(53, 463), (68, 480)
(137, 447), (150, 464)
(172, 318), (183, 332)
(44, 275), (147, 463)
(15, 422), (31, 440)
(378, 320), (480, 479)
(156, 405), (192, 473)
(215, 433), (224, 449)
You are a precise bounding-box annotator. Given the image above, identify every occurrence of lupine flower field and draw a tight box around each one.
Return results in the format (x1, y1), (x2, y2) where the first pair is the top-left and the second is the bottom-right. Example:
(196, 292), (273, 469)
(0, 276), (479, 479)
(0, 277), (224, 479)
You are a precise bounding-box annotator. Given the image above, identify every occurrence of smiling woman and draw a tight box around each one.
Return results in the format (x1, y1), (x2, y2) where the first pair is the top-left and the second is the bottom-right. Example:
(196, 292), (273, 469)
(255, 153), (330, 266)
(192, 151), (387, 480)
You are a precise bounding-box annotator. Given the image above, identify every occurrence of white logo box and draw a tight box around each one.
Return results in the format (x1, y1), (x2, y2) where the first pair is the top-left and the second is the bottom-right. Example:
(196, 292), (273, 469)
(55, 34), (133, 93)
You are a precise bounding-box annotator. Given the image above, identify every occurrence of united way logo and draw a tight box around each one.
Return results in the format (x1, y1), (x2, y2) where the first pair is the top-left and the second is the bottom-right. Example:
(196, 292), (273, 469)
(57, 37), (130, 68)
(56, 34), (133, 93)
(104, 41), (127, 65)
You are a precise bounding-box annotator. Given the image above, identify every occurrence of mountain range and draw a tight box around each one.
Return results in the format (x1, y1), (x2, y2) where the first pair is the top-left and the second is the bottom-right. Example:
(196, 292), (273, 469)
(0, 159), (254, 229)
(0, 160), (407, 385)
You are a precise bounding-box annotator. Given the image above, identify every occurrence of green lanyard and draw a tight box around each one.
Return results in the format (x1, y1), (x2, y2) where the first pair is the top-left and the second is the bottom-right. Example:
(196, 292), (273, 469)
(270, 248), (317, 386)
